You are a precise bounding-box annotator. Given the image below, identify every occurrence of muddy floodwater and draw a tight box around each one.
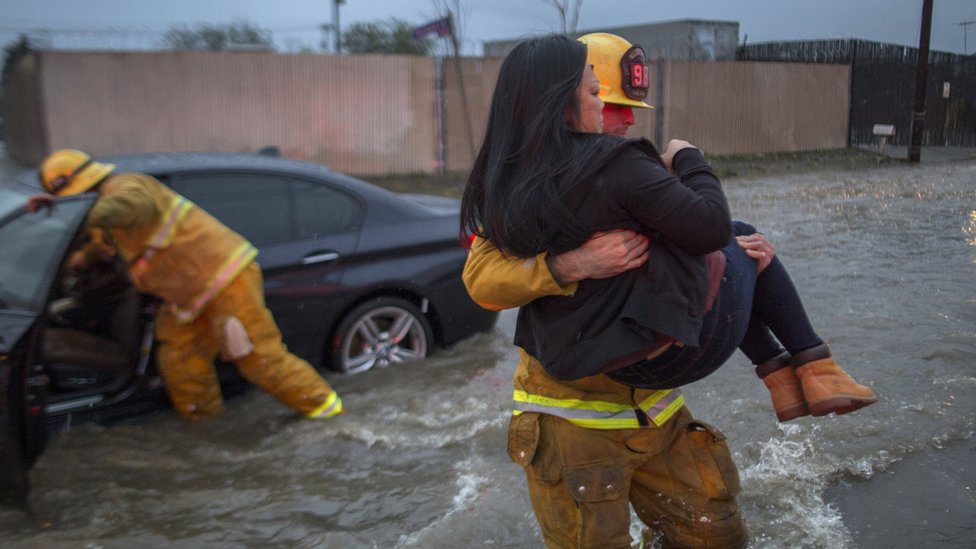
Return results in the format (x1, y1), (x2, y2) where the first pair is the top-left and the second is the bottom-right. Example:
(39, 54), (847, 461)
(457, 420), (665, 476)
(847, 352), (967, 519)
(2, 159), (975, 548)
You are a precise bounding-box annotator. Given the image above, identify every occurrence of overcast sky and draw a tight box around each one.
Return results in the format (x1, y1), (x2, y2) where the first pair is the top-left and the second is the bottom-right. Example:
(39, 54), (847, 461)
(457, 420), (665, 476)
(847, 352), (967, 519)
(3, 0), (975, 55)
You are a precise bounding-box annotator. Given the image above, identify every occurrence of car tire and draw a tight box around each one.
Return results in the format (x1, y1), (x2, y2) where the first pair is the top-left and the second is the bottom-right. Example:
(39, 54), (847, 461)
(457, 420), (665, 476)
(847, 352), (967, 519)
(331, 297), (433, 374)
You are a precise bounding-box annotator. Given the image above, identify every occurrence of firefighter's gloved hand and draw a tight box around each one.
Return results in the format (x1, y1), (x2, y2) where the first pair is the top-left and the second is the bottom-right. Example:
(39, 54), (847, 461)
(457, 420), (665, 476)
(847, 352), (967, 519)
(26, 194), (55, 213)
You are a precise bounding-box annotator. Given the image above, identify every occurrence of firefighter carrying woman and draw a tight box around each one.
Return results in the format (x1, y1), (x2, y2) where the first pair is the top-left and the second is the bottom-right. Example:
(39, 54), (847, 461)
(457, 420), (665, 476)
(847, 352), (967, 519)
(462, 32), (877, 548)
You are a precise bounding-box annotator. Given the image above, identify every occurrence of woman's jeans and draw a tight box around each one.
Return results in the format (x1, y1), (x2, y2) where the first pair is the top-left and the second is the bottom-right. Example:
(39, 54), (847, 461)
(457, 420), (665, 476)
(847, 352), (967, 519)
(608, 221), (823, 389)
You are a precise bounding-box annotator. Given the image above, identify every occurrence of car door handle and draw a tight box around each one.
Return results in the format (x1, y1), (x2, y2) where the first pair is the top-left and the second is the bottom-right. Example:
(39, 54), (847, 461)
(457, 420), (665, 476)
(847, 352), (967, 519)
(302, 251), (340, 265)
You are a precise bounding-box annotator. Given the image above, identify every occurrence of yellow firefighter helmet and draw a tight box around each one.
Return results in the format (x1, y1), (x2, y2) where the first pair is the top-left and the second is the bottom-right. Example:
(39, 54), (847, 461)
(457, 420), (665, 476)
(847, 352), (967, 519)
(39, 149), (115, 196)
(578, 32), (653, 109)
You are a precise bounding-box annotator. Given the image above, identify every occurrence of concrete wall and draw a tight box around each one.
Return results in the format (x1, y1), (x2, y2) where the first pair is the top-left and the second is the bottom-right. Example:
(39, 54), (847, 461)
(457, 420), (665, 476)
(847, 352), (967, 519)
(1, 50), (44, 163)
(655, 60), (850, 155)
(34, 51), (437, 175)
(3, 50), (850, 173)
(442, 57), (502, 173)
(440, 57), (849, 166)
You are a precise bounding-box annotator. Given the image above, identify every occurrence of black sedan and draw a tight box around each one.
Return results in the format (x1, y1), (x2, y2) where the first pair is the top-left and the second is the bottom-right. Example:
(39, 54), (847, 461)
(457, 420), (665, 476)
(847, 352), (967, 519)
(0, 151), (496, 505)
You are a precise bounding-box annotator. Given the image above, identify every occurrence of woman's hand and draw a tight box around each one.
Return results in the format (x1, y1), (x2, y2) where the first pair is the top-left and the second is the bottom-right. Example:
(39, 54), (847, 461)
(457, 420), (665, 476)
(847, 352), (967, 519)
(660, 139), (698, 172)
(737, 233), (775, 274)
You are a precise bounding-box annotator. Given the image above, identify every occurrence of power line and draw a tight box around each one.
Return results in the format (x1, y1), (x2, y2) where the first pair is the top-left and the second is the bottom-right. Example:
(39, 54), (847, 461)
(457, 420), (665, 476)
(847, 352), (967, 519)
(0, 25), (162, 35)
(0, 23), (325, 35)
(1, 23), (327, 52)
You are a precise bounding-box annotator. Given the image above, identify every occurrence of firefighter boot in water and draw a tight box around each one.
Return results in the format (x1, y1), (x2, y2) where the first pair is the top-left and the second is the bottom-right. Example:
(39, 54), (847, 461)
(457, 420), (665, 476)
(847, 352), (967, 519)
(793, 344), (878, 417)
(757, 352), (809, 422)
(305, 392), (344, 419)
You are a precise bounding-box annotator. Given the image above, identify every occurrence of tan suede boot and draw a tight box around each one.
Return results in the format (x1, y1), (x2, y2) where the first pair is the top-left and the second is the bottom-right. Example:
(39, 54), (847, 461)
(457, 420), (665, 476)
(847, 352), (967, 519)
(757, 352), (809, 422)
(793, 344), (878, 417)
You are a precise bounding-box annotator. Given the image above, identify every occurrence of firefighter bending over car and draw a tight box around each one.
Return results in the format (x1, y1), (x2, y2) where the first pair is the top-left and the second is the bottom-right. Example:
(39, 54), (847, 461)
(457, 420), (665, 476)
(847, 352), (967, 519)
(30, 149), (343, 421)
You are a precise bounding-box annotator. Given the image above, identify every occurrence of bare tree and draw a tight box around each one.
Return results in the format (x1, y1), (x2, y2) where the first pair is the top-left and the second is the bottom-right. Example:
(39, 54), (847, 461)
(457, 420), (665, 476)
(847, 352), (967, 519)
(162, 20), (273, 51)
(430, 0), (469, 55)
(342, 18), (434, 55)
(542, 0), (583, 34)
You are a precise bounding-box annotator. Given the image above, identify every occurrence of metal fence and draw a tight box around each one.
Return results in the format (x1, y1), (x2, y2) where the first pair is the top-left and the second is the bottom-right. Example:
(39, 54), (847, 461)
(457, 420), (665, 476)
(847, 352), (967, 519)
(739, 39), (976, 147)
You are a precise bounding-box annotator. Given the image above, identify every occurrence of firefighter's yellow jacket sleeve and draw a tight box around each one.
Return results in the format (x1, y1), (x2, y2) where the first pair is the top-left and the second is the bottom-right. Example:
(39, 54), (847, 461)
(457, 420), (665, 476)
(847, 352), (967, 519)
(462, 236), (577, 311)
(463, 237), (685, 429)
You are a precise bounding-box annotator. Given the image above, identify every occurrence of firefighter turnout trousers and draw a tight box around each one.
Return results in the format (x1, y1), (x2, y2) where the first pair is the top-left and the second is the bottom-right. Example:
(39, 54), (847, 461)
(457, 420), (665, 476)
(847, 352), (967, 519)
(155, 262), (340, 420)
(508, 406), (748, 549)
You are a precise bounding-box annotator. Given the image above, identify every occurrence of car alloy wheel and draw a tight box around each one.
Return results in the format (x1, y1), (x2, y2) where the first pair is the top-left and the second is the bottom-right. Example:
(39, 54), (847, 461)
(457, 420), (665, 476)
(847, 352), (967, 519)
(333, 297), (432, 374)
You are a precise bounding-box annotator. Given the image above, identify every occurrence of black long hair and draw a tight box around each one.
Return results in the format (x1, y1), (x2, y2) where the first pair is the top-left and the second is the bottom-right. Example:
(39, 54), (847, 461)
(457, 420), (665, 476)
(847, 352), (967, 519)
(460, 34), (630, 257)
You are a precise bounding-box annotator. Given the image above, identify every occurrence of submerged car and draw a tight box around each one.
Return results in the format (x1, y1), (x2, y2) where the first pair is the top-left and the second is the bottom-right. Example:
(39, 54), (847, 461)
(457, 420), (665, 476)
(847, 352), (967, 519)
(0, 151), (496, 505)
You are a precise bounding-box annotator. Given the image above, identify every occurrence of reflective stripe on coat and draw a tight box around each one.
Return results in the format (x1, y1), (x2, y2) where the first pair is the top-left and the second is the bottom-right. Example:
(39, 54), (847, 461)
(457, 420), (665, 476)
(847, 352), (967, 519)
(89, 172), (258, 323)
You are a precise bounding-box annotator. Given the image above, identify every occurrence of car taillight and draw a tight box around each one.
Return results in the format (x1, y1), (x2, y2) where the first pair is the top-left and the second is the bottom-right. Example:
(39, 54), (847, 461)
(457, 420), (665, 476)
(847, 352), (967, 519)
(461, 233), (476, 251)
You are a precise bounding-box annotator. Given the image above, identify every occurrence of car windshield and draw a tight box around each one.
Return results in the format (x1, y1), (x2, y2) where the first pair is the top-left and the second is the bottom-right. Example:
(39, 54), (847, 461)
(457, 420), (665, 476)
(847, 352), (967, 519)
(0, 199), (90, 312)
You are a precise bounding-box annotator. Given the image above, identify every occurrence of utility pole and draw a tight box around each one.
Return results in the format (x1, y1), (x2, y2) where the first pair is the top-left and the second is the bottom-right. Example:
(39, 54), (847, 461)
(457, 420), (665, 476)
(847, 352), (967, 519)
(908, 0), (933, 163)
(320, 23), (333, 52)
(957, 20), (975, 55)
(444, 14), (476, 159)
(332, 0), (345, 53)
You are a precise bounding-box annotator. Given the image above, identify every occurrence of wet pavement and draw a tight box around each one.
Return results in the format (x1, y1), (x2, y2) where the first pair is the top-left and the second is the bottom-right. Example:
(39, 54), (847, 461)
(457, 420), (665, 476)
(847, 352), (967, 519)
(1, 146), (974, 548)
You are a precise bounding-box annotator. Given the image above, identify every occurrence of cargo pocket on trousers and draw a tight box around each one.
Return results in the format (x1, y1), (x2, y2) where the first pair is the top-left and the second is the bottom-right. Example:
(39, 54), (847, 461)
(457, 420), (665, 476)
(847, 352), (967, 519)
(687, 420), (742, 500)
(508, 413), (541, 467)
(564, 463), (626, 503)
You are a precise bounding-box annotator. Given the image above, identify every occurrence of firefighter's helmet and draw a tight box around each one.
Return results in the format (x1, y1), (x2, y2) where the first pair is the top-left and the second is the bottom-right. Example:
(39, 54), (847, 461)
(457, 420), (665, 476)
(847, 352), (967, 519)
(39, 149), (115, 196)
(578, 33), (653, 109)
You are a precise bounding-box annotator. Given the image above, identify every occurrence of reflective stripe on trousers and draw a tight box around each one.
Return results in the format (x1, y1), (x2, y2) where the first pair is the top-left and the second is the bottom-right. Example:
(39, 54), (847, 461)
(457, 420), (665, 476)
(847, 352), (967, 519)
(513, 388), (684, 429)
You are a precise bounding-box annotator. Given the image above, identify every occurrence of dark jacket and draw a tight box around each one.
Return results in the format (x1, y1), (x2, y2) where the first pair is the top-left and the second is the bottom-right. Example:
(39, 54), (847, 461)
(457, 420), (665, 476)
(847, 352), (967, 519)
(513, 139), (731, 381)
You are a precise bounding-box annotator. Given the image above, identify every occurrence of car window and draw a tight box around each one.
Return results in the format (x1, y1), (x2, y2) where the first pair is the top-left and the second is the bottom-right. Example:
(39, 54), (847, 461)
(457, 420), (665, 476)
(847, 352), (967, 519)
(169, 173), (362, 246)
(169, 174), (290, 245)
(293, 179), (361, 240)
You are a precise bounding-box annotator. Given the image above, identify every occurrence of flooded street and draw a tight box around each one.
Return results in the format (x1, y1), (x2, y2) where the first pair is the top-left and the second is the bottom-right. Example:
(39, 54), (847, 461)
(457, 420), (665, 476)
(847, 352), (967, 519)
(2, 158), (975, 548)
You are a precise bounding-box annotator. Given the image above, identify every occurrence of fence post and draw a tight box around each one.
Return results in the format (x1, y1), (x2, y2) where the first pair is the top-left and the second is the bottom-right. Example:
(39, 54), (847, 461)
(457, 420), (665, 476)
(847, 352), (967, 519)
(654, 59), (667, 148)
(434, 57), (445, 174)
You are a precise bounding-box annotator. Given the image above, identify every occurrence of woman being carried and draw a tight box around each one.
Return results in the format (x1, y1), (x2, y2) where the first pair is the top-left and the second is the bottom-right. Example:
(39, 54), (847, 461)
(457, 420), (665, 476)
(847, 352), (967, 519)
(460, 35), (877, 422)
